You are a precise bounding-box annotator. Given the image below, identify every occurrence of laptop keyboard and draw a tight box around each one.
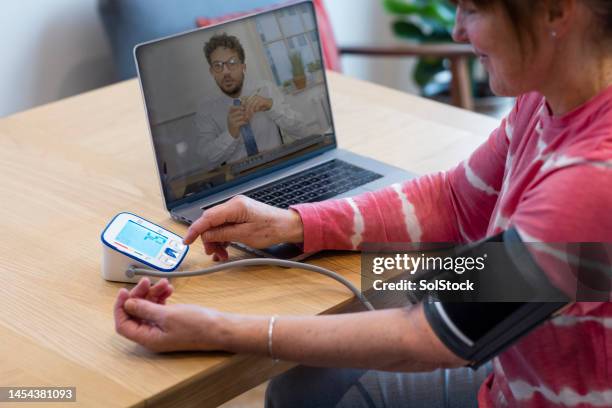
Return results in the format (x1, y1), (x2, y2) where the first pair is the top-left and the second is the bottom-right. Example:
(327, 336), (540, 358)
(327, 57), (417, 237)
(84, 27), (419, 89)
(242, 159), (382, 209)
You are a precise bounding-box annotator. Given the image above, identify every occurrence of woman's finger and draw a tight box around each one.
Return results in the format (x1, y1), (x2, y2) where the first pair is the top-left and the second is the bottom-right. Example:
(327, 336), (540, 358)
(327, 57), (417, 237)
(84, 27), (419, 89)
(147, 279), (170, 302)
(207, 242), (229, 261)
(213, 246), (229, 261)
(114, 288), (132, 331)
(202, 223), (249, 244)
(129, 277), (151, 298)
(184, 206), (232, 245)
(124, 299), (166, 323)
(159, 285), (174, 304)
(205, 241), (225, 254)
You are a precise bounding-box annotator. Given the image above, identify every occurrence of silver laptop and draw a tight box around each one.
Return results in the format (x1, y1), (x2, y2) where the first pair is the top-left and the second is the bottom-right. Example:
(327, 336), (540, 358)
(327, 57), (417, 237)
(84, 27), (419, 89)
(134, 0), (415, 259)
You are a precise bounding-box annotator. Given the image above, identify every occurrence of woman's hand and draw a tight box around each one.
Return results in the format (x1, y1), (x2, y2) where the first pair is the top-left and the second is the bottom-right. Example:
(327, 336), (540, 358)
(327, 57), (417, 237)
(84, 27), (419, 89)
(114, 278), (227, 352)
(183, 195), (304, 261)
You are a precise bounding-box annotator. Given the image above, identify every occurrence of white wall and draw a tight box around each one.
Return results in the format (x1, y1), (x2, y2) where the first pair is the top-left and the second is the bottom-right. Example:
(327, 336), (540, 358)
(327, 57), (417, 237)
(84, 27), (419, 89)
(0, 0), (416, 118)
(0, 0), (114, 117)
(323, 0), (419, 94)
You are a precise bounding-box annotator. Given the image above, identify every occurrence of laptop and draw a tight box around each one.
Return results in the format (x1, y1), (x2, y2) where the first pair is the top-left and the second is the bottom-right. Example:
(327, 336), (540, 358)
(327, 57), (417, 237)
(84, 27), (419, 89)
(134, 0), (415, 259)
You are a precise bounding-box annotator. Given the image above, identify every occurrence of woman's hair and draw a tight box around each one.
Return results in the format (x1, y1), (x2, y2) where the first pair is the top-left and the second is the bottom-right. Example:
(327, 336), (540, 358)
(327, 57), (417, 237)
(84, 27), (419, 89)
(585, 0), (612, 36)
(454, 0), (612, 50)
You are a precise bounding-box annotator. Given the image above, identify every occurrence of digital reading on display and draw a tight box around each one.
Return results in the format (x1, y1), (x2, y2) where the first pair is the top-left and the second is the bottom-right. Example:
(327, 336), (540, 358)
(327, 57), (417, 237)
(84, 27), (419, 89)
(115, 220), (167, 257)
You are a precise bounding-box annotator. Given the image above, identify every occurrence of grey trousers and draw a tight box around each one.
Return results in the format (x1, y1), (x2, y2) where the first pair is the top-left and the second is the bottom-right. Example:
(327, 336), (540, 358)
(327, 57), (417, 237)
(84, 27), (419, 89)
(265, 363), (492, 408)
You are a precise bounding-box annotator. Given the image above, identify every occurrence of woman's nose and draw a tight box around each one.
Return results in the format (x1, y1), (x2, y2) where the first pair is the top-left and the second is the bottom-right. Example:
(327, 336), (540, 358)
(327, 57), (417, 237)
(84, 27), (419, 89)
(452, 13), (469, 43)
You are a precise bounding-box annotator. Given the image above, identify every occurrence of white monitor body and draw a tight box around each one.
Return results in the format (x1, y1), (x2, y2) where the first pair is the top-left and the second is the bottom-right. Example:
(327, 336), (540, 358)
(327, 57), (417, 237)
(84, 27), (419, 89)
(101, 212), (188, 283)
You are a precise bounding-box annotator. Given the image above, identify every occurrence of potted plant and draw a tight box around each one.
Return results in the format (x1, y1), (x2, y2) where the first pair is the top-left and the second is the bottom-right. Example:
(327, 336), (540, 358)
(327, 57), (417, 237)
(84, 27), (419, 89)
(383, 0), (493, 102)
(282, 79), (294, 91)
(307, 59), (323, 83)
(289, 51), (307, 90)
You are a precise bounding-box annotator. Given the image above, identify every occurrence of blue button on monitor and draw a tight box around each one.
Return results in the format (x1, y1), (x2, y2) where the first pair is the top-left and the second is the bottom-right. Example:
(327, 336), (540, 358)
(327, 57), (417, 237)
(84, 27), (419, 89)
(165, 247), (177, 258)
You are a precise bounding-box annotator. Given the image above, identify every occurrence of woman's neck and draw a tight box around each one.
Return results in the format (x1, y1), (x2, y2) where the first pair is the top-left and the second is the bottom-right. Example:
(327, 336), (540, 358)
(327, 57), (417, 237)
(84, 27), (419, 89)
(541, 50), (612, 116)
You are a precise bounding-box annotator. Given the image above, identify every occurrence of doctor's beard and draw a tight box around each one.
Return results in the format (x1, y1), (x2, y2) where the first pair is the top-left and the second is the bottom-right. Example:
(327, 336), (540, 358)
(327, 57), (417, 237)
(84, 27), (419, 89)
(219, 73), (244, 98)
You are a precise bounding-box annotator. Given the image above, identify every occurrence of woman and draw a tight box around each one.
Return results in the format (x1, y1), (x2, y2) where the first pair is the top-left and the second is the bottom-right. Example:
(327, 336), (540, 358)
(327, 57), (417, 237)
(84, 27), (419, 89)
(114, 0), (612, 406)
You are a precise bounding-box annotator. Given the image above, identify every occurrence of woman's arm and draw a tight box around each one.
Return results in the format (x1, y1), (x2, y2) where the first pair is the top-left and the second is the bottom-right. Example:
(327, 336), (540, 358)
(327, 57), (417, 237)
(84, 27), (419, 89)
(114, 281), (466, 372)
(223, 304), (466, 371)
(291, 115), (514, 252)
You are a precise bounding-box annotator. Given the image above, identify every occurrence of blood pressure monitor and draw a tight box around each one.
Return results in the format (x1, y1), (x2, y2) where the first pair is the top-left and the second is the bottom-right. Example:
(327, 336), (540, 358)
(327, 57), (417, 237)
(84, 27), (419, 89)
(101, 212), (188, 282)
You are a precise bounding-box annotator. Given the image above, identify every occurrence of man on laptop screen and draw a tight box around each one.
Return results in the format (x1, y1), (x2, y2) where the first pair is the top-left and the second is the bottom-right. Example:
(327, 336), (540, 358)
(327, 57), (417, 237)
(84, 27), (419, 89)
(196, 33), (318, 171)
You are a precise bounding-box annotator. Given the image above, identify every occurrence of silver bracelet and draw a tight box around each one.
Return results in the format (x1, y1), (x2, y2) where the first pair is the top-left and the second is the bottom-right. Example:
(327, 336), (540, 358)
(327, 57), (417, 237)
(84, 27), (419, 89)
(267, 315), (279, 362)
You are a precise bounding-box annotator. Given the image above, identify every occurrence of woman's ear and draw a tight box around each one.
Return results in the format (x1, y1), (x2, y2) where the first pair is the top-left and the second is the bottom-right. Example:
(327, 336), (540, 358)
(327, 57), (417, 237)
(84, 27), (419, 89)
(545, 0), (576, 38)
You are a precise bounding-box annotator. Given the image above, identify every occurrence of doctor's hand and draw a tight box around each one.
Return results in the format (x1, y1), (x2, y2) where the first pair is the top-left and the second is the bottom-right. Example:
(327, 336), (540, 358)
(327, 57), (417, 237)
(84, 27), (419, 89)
(114, 278), (226, 352)
(242, 95), (272, 120)
(183, 195), (304, 261)
(227, 106), (249, 138)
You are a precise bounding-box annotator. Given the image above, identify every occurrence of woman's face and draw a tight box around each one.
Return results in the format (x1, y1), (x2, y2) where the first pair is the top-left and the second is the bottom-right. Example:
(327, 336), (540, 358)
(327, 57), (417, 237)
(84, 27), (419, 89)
(452, 1), (551, 97)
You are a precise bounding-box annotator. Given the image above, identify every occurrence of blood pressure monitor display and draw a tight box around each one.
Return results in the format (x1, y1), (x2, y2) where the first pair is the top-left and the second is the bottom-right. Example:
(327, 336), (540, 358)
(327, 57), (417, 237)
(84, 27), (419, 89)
(116, 221), (168, 258)
(101, 212), (188, 272)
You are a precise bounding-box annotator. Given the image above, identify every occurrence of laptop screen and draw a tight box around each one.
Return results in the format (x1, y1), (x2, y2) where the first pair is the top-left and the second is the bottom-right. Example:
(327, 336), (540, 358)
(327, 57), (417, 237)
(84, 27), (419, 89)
(135, 1), (336, 209)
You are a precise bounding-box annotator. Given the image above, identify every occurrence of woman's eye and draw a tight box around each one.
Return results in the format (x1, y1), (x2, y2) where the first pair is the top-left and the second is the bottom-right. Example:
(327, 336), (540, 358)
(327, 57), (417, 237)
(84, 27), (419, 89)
(457, 1), (477, 15)
(461, 6), (476, 15)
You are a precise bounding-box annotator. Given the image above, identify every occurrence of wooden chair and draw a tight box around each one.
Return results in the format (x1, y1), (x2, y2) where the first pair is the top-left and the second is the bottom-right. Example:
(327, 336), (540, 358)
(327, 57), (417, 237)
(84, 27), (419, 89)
(338, 43), (475, 110)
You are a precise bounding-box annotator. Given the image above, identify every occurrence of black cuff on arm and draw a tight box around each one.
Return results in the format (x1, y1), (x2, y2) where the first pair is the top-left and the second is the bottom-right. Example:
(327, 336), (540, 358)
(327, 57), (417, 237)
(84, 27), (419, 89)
(423, 301), (566, 369)
(421, 228), (568, 369)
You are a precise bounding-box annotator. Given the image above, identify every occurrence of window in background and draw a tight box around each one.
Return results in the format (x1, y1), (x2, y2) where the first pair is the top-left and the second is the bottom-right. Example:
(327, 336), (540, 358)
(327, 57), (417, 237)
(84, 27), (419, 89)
(255, 4), (323, 93)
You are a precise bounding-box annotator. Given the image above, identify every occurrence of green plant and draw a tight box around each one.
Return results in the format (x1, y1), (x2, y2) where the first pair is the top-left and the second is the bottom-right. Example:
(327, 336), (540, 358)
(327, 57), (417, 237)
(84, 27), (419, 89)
(385, 0), (455, 40)
(383, 0), (465, 95)
(307, 59), (322, 73)
(289, 51), (305, 77)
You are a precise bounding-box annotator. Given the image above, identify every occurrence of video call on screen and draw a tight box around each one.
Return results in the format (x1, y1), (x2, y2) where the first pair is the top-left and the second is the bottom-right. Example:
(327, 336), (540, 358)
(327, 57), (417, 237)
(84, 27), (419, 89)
(137, 2), (335, 204)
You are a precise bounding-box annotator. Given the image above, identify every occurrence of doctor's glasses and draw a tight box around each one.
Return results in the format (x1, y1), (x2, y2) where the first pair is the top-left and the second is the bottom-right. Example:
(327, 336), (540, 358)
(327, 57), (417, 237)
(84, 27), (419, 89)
(211, 57), (242, 73)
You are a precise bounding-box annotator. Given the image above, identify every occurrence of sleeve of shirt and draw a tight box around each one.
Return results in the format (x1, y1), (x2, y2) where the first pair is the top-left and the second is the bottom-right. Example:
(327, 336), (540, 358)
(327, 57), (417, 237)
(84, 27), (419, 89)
(290, 99), (521, 253)
(511, 162), (612, 299)
(194, 111), (241, 169)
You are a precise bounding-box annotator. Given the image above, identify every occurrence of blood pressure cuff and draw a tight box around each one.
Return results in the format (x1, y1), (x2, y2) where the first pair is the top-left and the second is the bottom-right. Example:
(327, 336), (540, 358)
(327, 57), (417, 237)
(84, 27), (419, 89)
(422, 228), (569, 368)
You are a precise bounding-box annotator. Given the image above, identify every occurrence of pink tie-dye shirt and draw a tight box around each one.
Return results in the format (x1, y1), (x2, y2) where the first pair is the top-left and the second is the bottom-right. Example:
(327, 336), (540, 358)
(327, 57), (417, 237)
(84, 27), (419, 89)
(292, 86), (612, 407)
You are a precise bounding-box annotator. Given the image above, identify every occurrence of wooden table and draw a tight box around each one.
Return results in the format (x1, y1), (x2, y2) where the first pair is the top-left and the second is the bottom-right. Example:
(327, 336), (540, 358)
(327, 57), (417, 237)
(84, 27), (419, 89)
(0, 72), (498, 407)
